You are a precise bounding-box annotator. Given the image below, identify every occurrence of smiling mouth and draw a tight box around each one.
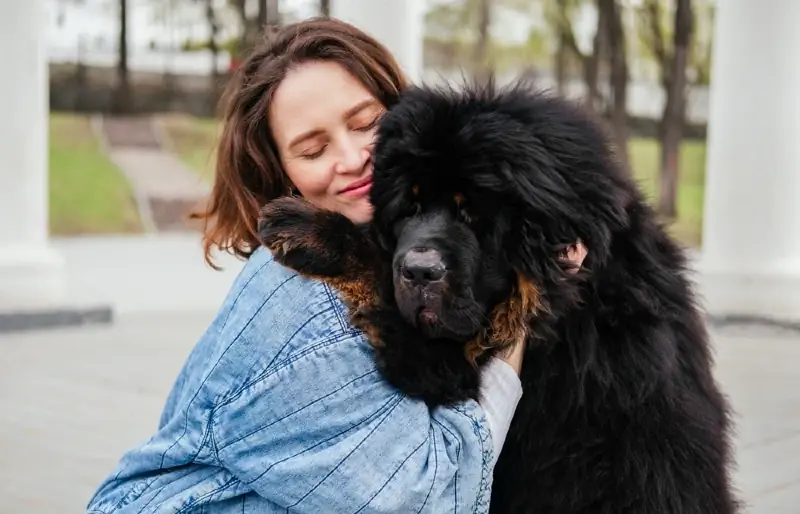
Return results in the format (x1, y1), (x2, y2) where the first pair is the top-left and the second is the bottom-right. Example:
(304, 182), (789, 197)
(340, 176), (373, 197)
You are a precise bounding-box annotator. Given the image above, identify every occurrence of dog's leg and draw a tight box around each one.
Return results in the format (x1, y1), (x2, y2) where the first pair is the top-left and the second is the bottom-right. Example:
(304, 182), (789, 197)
(258, 196), (382, 314)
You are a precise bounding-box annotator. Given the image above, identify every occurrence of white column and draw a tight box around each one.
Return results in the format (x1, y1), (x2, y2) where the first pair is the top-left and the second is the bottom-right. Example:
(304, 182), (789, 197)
(0, 0), (64, 305)
(698, 0), (800, 320)
(331, 0), (424, 84)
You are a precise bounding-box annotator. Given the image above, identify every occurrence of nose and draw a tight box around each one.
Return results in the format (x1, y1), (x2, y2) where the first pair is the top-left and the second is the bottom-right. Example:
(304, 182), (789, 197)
(401, 248), (446, 285)
(334, 134), (370, 174)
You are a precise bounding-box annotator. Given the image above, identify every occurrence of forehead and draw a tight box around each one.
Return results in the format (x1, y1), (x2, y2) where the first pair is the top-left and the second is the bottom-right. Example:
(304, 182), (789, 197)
(270, 61), (376, 137)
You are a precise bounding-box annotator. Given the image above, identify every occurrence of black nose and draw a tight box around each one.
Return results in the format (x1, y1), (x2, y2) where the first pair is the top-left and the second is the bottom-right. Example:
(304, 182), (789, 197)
(401, 249), (446, 284)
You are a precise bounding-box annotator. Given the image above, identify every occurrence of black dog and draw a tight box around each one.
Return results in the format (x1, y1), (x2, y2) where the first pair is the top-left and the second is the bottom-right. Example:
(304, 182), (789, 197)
(258, 81), (739, 514)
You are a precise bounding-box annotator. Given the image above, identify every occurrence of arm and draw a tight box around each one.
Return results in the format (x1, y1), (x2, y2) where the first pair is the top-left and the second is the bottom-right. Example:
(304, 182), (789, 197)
(477, 357), (524, 466)
(211, 331), (495, 514)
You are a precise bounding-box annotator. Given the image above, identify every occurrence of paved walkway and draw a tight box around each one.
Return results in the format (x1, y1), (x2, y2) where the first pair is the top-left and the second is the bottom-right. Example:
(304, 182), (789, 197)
(0, 315), (797, 513)
(94, 116), (210, 233)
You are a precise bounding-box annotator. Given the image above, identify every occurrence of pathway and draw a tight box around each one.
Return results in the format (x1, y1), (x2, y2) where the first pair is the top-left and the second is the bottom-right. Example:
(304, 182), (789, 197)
(94, 115), (210, 233)
(0, 311), (798, 513)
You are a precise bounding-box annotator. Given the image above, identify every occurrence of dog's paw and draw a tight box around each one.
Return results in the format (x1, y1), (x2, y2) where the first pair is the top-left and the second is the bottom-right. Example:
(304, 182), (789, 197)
(258, 197), (352, 277)
(258, 197), (356, 277)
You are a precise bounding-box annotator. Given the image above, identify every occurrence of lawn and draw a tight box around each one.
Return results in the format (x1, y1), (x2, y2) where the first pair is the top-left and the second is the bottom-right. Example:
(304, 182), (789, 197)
(628, 138), (706, 247)
(49, 112), (143, 235)
(160, 114), (707, 247)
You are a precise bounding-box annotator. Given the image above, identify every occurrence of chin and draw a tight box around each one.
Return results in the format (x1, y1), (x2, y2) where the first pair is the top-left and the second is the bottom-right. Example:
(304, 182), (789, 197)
(345, 201), (374, 225)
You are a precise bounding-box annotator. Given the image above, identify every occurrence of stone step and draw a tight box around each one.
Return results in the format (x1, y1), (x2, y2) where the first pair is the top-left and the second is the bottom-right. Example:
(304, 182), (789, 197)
(148, 197), (207, 232)
(101, 116), (162, 149)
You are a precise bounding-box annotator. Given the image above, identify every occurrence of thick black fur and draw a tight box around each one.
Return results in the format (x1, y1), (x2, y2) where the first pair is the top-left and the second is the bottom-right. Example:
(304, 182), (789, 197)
(258, 81), (738, 513)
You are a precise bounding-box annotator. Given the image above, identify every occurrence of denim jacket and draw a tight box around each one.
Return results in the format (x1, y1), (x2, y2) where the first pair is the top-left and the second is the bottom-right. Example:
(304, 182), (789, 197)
(87, 246), (494, 513)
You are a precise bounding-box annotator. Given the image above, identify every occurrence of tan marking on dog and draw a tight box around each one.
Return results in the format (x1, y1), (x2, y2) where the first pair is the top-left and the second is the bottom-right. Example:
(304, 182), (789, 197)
(454, 192), (466, 206)
(411, 184), (419, 196)
(464, 272), (544, 366)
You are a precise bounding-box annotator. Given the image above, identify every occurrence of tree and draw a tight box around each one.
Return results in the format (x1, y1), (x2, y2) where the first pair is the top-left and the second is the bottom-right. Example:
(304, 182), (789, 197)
(641, 0), (693, 218)
(229, 0), (279, 58)
(474, 0), (492, 80)
(320, 0), (330, 17)
(543, 0), (607, 110)
(599, 0), (629, 166)
(202, 0), (221, 101)
(112, 0), (131, 114)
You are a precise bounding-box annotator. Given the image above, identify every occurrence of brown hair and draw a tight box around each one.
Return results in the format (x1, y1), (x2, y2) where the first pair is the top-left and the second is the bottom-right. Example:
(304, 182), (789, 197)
(191, 17), (411, 268)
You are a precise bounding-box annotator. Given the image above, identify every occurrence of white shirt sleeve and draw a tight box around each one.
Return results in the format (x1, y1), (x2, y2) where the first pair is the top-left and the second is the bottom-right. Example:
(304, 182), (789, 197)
(477, 357), (524, 465)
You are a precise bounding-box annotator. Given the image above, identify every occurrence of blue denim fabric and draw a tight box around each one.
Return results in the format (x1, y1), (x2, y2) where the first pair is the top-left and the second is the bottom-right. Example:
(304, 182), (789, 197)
(87, 246), (494, 513)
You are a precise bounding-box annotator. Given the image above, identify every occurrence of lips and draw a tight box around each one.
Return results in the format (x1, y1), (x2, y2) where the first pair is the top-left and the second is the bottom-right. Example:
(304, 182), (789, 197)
(339, 175), (373, 196)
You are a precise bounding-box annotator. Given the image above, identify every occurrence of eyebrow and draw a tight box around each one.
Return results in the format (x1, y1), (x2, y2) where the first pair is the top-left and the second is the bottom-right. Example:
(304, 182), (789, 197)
(287, 98), (379, 150)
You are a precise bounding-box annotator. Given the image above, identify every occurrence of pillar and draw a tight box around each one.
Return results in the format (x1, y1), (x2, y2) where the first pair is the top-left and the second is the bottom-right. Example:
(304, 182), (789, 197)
(330, 0), (424, 83)
(0, 0), (64, 305)
(699, 0), (800, 321)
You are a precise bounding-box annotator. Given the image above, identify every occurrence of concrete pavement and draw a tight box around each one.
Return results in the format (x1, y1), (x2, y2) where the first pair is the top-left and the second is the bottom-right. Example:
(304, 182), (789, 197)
(0, 311), (797, 513)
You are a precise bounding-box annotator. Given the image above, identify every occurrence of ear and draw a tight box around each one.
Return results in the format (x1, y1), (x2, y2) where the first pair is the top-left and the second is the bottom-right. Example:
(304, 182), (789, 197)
(258, 196), (372, 279)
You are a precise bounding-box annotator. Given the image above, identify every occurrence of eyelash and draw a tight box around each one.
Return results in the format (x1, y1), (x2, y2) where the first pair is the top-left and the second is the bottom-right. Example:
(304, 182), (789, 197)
(300, 117), (381, 160)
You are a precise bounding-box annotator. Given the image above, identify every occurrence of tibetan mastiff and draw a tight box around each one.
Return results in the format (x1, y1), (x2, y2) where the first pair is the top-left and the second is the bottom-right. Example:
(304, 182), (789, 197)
(258, 81), (738, 513)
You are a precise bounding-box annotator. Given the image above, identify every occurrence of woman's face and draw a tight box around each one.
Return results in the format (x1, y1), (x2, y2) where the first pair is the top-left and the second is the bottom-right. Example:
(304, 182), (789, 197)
(270, 60), (385, 224)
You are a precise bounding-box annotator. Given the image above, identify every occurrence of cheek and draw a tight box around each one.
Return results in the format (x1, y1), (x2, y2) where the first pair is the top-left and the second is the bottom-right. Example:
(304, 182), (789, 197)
(284, 159), (333, 199)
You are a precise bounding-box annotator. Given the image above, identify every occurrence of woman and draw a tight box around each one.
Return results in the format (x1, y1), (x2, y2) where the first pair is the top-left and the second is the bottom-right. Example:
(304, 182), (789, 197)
(87, 18), (585, 514)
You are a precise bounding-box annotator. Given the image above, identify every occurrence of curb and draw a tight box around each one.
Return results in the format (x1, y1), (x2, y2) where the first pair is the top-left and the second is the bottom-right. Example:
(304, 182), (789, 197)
(0, 304), (113, 334)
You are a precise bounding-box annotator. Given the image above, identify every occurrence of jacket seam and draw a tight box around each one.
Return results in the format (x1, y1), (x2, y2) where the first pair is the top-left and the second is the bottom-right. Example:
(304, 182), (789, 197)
(450, 404), (493, 513)
(213, 328), (359, 410)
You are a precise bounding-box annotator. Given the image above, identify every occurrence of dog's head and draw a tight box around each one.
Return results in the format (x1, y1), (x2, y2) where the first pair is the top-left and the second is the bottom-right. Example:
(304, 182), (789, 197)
(369, 81), (631, 350)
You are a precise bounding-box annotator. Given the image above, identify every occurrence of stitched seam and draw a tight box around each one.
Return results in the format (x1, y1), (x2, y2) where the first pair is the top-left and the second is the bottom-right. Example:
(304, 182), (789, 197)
(175, 478), (239, 513)
(214, 367), (379, 452)
(214, 306), (341, 406)
(218, 255), (275, 328)
(417, 425), (439, 513)
(323, 283), (350, 333)
(287, 394), (403, 509)
(214, 329), (361, 409)
(353, 435), (430, 514)
(109, 476), (159, 512)
(450, 404), (493, 513)
(158, 273), (298, 469)
(244, 394), (402, 486)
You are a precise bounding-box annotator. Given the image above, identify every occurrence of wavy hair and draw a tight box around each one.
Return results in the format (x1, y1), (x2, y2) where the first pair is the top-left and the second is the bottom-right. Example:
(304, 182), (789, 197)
(190, 17), (410, 268)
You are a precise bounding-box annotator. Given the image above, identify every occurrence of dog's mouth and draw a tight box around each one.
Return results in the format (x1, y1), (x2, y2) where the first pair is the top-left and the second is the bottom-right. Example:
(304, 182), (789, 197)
(394, 283), (484, 341)
(416, 306), (439, 325)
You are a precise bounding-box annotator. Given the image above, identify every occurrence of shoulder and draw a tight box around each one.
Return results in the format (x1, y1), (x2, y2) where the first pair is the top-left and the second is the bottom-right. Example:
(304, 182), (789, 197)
(218, 246), (355, 344)
(167, 246), (364, 412)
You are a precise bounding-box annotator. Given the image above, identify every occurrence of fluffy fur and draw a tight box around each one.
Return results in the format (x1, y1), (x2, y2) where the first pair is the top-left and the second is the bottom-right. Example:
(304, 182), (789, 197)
(258, 81), (739, 513)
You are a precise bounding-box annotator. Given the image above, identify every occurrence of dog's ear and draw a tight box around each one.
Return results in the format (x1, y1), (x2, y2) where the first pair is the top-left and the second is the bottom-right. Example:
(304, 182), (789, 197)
(258, 197), (375, 279)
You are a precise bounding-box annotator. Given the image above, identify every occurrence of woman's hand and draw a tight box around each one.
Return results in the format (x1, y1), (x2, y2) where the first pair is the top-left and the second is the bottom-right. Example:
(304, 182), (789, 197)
(563, 240), (588, 274)
(498, 339), (526, 374)
(498, 240), (588, 374)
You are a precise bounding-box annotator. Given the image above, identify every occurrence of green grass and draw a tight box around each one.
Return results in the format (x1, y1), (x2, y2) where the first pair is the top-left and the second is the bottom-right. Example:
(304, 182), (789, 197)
(628, 138), (706, 247)
(49, 112), (143, 235)
(159, 114), (708, 247)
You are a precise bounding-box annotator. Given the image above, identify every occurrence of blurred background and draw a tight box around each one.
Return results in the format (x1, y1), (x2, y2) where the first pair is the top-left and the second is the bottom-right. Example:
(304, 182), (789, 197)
(1, 0), (798, 512)
(45, 0), (711, 244)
